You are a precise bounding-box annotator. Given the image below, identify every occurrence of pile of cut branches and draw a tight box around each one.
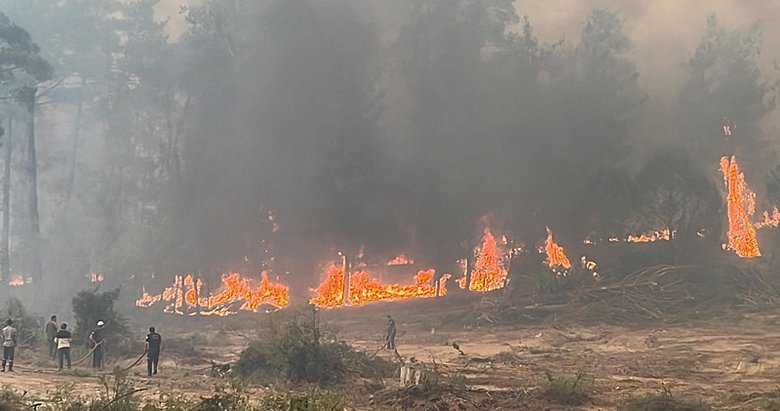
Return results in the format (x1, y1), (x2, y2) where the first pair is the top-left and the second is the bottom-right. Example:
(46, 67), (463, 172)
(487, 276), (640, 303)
(573, 265), (696, 322)
(474, 263), (777, 325)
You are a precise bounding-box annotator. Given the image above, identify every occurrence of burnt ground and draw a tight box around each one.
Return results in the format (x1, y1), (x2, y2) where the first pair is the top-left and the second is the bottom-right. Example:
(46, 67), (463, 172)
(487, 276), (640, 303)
(1, 296), (780, 410)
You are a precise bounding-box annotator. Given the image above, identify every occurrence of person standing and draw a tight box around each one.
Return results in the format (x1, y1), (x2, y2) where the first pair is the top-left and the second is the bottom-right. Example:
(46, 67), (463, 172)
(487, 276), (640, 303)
(54, 323), (71, 371)
(89, 320), (106, 370)
(145, 326), (162, 377)
(384, 315), (397, 350)
(2, 319), (16, 372)
(45, 315), (58, 358)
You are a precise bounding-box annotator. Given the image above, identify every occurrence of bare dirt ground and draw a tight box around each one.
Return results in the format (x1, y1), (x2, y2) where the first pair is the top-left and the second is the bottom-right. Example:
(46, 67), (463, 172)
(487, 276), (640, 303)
(0, 296), (779, 410)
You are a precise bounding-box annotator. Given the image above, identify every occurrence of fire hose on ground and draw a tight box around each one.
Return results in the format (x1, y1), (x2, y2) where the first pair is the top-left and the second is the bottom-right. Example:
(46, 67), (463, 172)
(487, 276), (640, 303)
(71, 341), (103, 366)
(119, 350), (148, 373)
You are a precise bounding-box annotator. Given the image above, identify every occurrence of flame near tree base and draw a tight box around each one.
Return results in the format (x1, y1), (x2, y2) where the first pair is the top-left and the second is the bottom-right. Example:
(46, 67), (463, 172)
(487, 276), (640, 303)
(136, 272), (289, 316)
(310, 264), (448, 308)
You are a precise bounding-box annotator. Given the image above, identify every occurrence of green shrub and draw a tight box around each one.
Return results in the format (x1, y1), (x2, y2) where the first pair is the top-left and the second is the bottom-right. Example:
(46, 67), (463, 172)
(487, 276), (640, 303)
(235, 306), (394, 385)
(71, 288), (128, 346)
(0, 386), (24, 411)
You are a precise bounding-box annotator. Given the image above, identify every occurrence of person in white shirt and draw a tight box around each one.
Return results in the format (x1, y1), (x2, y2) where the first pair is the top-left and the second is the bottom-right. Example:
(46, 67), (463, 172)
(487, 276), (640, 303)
(2, 319), (16, 372)
(54, 323), (72, 371)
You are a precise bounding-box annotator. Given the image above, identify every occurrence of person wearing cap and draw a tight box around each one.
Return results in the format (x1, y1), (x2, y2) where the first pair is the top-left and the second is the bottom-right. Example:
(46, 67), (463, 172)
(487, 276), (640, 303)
(45, 315), (58, 359)
(89, 321), (106, 370)
(1, 319), (16, 372)
(145, 327), (162, 377)
(54, 323), (72, 371)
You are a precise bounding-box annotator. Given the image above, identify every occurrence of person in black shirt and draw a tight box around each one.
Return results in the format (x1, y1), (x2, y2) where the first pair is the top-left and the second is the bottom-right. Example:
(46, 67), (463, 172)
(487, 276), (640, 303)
(145, 327), (162, 377)
(384, 315), (397, 350)
(89, 321), (106, 370)
(54, 323), (72, 371)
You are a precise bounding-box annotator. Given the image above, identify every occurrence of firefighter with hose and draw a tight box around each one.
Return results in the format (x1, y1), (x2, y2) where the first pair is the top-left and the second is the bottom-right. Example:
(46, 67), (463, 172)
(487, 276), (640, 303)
(145, 326), (162, 377)
(89, 321), (106, 370)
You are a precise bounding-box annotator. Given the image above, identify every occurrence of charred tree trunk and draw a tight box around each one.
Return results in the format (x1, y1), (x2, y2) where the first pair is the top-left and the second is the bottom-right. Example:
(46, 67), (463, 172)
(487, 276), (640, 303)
(66, 79), (85, 199)
(26, 89), (43, 284)
(1, 119), (12, 289)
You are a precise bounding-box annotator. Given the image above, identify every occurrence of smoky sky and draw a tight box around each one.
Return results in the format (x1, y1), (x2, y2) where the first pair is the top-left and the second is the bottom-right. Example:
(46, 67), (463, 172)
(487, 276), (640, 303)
(1, 0), (775, 296)
(134, 0), (780, 288)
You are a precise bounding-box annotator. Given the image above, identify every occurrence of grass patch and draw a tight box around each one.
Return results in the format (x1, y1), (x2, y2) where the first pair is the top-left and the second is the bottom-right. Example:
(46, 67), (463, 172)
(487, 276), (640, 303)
(491, 350), (521, 364)
(620, 393), (711, 411)
(259, 389), (345, 411)
(537, 371), (592, 406)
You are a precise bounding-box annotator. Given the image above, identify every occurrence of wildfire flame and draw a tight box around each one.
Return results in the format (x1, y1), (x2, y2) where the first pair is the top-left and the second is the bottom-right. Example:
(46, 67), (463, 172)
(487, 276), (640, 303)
(464, 229), (509, 292)
(310, 264), (442, 308)
(626, 229), (673, 243)
(387, 254), (414, 266)
(136, 272), (289, 316)
(438, 273), (451, 296)
(8, 276), (24, 286)
(87, 272), (104, 282)
(310, 264), (346, 308)
(720, 156), (761, 258)
(545, 228), (572, 271)
(756, 207), (780, 229)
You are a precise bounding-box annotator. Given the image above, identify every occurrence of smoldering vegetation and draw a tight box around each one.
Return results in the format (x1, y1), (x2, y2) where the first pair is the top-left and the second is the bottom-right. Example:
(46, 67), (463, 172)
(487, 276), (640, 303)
(0, 0), (775, 313)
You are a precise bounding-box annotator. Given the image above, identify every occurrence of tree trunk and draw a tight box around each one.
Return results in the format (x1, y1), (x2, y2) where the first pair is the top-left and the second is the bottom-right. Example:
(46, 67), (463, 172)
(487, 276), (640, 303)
(1, 119), (12, 289)
(66, 79), (85, 199)
(27, 91), (42, 284)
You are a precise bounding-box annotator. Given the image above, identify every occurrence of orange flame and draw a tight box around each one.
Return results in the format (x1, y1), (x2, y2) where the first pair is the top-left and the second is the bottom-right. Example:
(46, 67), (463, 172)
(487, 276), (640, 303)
(87, 272), (104, 282)
(387, 254), (414, 266)
(545, 228), (572, 271)
(310, 264), (441, 308)
(626, 229), (673, 243)
(136, 272), (289, 316)
(439, 273), (451, 296)
(8, 276), (24, 287)
(720, 156), (761, 257)
(756, 207), (780, 229)
(310, 264), (346, 308)
(466, 229), (509, 292)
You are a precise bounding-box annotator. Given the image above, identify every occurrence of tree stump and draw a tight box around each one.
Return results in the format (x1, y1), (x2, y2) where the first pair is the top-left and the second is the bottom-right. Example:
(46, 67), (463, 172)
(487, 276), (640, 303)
(399, 365), (427, 387)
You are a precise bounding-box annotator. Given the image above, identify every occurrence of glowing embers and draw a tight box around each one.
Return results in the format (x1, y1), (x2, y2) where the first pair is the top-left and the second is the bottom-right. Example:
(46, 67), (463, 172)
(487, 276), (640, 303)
(458, 229), (509, 292)
(136, 272), (289, 316)
(310, 264), (445, 308)
(626, 229), (673, 243)
(720, 156), (761, 258)
(544, 228), (572, 272)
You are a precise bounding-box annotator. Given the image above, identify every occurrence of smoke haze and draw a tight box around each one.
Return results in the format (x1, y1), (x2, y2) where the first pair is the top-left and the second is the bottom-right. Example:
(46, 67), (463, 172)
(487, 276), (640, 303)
(0, 0), (777, 311)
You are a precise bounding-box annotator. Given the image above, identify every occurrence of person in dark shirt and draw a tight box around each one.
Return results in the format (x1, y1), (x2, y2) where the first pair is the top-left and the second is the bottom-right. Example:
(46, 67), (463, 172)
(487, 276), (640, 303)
(384, 315), (397, 350)
(89, 321), (106, 370)
(54, 323), (72, 371)
(45, 315), (58, 358)
(145, 327), (162, 377)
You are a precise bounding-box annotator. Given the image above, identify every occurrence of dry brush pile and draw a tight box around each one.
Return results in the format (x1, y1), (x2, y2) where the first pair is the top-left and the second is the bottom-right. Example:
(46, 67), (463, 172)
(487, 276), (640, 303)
(476, 262), (777, 325)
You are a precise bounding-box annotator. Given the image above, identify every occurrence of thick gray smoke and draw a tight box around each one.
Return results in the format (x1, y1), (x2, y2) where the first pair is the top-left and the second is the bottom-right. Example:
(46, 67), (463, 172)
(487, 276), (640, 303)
(0, 0), (777, 304)
(156, 0), (778, 287)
